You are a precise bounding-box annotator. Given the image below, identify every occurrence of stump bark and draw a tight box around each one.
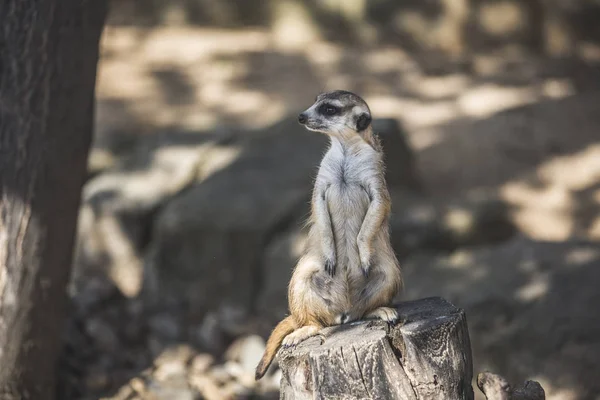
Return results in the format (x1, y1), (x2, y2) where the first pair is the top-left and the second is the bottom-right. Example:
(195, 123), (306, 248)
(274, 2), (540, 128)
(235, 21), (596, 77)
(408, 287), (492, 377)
(277, 297), (475, 399)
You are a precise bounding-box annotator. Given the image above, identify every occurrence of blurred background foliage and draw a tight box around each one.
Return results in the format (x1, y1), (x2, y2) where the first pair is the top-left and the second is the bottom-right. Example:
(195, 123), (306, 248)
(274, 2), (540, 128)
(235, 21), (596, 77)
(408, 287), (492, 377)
(59, 1), (600, 399)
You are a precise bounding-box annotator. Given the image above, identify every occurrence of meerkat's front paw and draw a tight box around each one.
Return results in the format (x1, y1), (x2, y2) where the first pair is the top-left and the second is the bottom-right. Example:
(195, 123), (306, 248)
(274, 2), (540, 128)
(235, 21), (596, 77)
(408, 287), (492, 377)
(358, 241), (373, 277)
(366, 307), (399, 323)
(322, 244), (337, 276)
(324, 257), (336, 276)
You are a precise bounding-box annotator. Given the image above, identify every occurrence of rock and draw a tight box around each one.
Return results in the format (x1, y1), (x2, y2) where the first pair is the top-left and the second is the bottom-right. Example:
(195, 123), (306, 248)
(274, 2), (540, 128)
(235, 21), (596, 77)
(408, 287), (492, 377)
(190, 312), (227, 354)
(256, 228), (308, 322)
(513, 381), (545, 400)
(154, 361), (188, 383)
(85, 317), (119, 353)
(154, 344), (196, 369)
(145, 118), (327, 315)
(143, 115), (420, 315)
(85, 370), (110, 392)
(253, 119), (419, 324)
(145, 383), (197, 400)
(148, 312), (182, 342)
(242, 189), (513, 300)
(122, 315), (147, 344)
(73, 131), (233, 298)
(189, 375), (224, 400)
(190, 354), (215, 375)
(477, 372), (511, 400)
(148, 349), (198, 400)
(417, 92), (600, 199)
(389, 190), (515, 257)
(110, 382), (136, 400)
(148, 335), (167, 359)
(221, 380), (253, 399)
(217, 302), (252, 337)
(225, 334), (266, 375)
(129, 376), (147, 395)
(207, 365), (233, 385)
(372, 118), (421, 190)
(71, 275), (121, 315)
(477, 372), (546, 400)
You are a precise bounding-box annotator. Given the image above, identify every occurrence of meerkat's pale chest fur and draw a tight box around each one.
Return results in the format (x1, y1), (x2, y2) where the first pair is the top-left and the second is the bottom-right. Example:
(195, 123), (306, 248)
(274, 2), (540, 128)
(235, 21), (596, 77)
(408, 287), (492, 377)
(255, 90), (402, 380)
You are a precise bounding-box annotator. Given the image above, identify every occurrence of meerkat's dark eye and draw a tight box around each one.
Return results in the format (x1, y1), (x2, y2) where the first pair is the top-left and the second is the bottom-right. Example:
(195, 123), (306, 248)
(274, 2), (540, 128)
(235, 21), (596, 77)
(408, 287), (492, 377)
(319, 103), (339, 116)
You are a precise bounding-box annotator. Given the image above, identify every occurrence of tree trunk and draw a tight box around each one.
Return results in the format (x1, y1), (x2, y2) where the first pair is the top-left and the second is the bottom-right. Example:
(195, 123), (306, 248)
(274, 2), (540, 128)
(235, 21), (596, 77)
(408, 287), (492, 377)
(0, 1), (107, 399)
(278, 297), (475, 399)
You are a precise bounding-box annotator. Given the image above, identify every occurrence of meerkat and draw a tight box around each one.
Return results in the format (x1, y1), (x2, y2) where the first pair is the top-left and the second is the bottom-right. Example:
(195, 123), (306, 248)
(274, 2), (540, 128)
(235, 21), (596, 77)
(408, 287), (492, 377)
(255, 90), (402, 380)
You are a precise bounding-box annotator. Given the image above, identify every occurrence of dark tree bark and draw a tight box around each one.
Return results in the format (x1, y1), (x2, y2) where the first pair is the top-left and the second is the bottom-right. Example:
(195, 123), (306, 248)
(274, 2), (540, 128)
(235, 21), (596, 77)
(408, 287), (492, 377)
(0, 1), (107, 399)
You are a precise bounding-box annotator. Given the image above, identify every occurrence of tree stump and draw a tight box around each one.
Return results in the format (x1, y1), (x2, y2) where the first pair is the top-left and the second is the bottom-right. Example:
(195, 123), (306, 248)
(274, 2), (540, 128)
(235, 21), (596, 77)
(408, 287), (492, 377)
(277, 297), (474, 399)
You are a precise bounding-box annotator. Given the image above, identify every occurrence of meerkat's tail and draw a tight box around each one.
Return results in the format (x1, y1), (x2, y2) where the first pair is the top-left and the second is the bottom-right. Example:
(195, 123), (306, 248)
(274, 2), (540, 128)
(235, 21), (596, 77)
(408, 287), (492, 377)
(255, 315), (296, 380)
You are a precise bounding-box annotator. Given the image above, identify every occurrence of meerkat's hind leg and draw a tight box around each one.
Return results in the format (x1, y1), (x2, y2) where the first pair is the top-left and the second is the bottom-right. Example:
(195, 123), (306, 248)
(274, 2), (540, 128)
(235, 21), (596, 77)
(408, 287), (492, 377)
(282, 325), (323, 347)
(365, 307), (399, 323)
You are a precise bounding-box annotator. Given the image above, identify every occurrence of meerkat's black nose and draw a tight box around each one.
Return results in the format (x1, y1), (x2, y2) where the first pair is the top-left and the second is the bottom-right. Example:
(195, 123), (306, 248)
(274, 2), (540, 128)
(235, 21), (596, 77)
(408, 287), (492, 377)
(298, 113), (307, 124)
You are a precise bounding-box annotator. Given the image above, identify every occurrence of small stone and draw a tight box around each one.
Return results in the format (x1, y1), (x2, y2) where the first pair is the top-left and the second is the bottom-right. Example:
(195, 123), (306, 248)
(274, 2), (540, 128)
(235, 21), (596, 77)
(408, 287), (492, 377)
(189, 375), (223, 400)
(125, 298), (144, 317)
(218, 303), (250, 337)
(190, 354), (215, 375)
(148, 335), (165, 358)
(223, 361), (244, 378)
(122, 318), (146, 343)
(111, 383), (135, 400)
(222, 380), (253, 399)
(146, 382), (197, 400)
(85, 317), (119, 352)
(85, 371), (109, 391)
(154, 360), (187, 382)
(149, 312), (182, 341)
(191, 312), (225, 352)
(75, 276), (120, 313)
(207, 365), (233, 385)
(154, 344), (196, 367)
(130, 377), (146, 394)
(225, 334), (266, 375)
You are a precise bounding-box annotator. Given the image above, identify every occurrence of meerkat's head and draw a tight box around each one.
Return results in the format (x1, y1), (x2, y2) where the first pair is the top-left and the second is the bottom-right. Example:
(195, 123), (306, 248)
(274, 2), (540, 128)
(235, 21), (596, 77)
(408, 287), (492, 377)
(298, 90), (372, 138)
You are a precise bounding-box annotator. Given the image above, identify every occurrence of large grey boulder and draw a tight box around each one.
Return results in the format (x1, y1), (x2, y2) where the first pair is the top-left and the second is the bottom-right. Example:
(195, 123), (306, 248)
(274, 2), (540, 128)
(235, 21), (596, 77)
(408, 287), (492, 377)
(144, 116), (420, 317)
(373, 118), (421, 190)
(390, 189), (516, 257)
(72, 131), (234, 297)
(144, 119), (326, 315)
(256, 189), (516, 324)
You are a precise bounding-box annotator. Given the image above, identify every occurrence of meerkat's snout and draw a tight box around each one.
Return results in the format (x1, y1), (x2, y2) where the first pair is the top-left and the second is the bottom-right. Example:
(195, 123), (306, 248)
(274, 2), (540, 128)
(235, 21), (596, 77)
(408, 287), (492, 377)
(298, 112), (307, 125)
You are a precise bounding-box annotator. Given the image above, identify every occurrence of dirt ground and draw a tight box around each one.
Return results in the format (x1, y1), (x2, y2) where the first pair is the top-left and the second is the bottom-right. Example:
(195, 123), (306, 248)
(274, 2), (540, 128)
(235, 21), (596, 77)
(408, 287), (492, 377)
(64, 18), (600, 399)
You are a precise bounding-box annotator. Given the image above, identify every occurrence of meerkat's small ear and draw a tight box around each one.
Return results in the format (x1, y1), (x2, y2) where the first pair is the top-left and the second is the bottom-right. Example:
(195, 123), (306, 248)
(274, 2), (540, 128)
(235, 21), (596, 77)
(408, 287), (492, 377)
(356, 113), (372, 131)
